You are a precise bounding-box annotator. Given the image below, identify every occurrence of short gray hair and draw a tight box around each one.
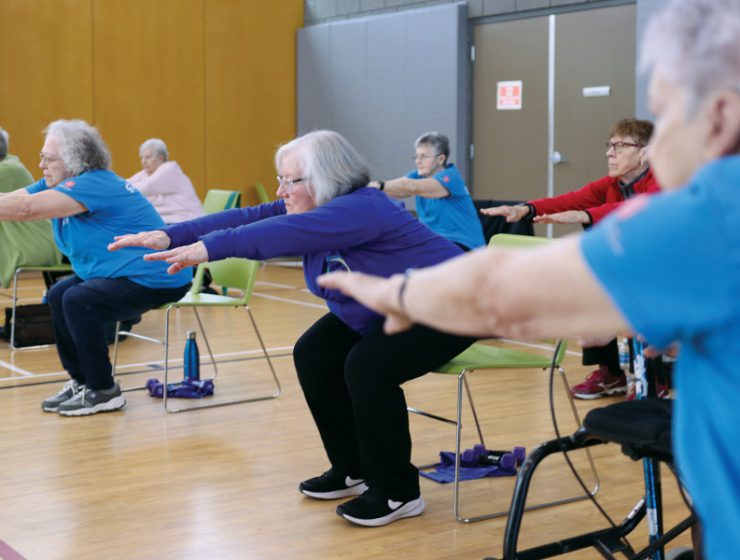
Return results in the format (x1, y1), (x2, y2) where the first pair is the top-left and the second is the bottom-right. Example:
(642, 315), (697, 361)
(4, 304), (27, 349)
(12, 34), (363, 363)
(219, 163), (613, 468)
(641, 0), (740, 114)
(139, 138), (169, 161)
(44, 119), (112, 176)
(275, 130), (370, 207)
(0, 127), (8, 159)
(415, 131), (450, 164)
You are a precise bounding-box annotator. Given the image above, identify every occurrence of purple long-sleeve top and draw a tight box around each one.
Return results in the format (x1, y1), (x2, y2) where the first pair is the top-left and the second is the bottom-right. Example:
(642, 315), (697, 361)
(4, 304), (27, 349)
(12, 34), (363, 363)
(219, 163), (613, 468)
(163, 187), (462, 334)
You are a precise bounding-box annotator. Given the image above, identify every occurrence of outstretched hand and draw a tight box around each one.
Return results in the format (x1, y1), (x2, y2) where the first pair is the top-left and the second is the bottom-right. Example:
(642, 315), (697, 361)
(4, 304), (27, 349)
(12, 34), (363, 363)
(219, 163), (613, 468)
(108, 230), (171, 252)
(143, 241), (209, 275)
(533, 210), (589, 225)
(479, 205), (528, 223)
(318, 271), (414, 334)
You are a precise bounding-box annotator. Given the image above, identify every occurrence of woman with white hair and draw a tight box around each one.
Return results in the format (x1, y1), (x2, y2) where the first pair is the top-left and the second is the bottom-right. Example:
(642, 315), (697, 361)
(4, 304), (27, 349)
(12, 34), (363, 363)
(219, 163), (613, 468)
(320, 0), (740, 556)
(110, 129), (475, 527)
(127, 138), (204, 224)
(0, 120), (192, 416)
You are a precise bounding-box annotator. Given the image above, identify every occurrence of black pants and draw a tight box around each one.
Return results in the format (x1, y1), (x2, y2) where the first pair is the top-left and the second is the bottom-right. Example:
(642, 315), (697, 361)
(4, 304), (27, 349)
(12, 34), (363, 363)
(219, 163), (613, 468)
(582, 338), (620, 372)
(293, 313), (475, 500)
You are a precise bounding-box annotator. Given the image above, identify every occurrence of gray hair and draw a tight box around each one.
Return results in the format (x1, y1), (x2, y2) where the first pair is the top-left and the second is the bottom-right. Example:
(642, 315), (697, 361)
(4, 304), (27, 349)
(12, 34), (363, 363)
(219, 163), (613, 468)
(415, 131), (450, 165)
(274, 130), (370, 207)
(139, 138), (169, 161)
(640, 0), (740, 115)
(0, 127), (8, 159)
(44, 119), (112, 176)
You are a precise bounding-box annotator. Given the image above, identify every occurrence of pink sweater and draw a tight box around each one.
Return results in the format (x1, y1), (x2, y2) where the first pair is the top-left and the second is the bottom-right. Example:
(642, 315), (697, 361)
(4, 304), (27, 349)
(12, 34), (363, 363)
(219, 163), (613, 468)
(128, 161), (205, 224)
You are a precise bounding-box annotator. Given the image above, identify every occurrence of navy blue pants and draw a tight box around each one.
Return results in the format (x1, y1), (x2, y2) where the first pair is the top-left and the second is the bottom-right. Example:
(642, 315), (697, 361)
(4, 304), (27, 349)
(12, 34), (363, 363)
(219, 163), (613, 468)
(293, 313), (475, 501)
(47, 274), (190, 390)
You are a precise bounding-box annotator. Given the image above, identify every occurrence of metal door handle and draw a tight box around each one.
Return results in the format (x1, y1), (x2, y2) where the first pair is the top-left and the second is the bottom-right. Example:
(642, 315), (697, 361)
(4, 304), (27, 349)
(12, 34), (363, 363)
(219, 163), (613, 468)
(551, 151), (568, 165)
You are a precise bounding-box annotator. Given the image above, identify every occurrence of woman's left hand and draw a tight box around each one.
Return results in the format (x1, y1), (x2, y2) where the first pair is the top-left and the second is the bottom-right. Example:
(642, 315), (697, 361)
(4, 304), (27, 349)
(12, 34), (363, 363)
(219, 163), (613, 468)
(533, 210), (590, 224)
(143, 241), (209, 274)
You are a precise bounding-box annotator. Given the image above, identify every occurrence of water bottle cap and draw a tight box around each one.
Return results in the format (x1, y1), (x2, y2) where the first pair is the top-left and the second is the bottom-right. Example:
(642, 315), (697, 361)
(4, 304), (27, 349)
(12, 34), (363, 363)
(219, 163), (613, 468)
(187, 330), (196, 339)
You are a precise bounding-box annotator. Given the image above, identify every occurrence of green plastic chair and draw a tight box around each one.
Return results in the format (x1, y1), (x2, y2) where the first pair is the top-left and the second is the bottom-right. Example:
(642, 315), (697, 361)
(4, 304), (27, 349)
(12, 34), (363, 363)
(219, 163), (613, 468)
(409, 233), (599, 523)
(253, 182), (271, 204)
(202, 189), (241, 214)
(9, 263), (73, 350)
(111, 257), (280, 413)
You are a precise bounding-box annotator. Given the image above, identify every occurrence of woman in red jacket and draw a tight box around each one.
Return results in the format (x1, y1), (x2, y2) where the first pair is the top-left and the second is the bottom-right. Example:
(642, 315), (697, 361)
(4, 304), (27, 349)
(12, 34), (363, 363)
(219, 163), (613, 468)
(481, 118), (660, 399)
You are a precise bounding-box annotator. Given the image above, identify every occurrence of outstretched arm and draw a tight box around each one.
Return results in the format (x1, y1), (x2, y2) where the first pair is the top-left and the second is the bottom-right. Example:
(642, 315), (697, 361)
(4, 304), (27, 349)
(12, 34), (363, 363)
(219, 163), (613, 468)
(319, 236), (629, 339)
(479, 204), (530, 222)
(108, 230), (171, 252)
(369, 177), (448, 199)
(0, 190), (85, 221)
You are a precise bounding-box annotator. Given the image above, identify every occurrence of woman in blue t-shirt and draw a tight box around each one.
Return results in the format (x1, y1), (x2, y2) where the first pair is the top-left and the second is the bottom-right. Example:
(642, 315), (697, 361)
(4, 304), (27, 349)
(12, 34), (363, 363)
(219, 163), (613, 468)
(369, 131), (485, 252)
(0, 119), (191, 417)
(110, 130), (475, 528)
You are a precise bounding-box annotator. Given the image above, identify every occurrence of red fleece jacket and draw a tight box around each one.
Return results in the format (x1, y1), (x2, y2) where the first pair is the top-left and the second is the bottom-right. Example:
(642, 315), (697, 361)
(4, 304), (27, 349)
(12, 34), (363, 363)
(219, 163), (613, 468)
(530, 168), (660, 224)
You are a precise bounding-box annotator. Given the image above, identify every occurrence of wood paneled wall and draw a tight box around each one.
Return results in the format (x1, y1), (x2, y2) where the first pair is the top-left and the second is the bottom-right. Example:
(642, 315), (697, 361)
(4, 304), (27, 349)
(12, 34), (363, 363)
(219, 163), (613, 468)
(0, 0), (303, 205)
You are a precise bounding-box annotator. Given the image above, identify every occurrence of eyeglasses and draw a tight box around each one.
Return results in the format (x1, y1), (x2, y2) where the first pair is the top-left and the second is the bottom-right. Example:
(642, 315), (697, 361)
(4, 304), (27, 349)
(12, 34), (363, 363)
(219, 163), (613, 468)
(413, 153), (441, 162)
(39, 152), (62, 164)
(605, 142), (643, 154)
(276, 176), (306, 193)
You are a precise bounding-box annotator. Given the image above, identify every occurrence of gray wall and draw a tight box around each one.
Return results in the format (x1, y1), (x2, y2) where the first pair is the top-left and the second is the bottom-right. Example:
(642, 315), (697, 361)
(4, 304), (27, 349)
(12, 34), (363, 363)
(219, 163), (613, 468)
(305, 0), (606, 25)
(298, 3), (469, 183)
(635, 0), (669, 119)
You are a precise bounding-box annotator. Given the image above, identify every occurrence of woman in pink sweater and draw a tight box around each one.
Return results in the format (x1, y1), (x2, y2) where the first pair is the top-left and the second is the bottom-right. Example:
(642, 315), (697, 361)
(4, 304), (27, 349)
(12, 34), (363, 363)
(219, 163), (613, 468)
(128, 138), (204, 224)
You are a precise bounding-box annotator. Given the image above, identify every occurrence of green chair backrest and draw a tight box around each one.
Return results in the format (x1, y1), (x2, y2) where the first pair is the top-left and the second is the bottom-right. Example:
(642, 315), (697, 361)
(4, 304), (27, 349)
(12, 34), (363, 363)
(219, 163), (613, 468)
(254, 182), (271, 204)
(202, 189), (241, 214)
(489, 232), (551, 249)
(192, 258), (259, 302)
(488, 233), (567, 364)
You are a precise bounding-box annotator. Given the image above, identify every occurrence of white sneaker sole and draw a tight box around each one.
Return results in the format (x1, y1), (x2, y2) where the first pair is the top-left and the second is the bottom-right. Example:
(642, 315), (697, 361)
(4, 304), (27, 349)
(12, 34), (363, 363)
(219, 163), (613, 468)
(572, 386), (627, 400)
(58, 396), (126, 417)
(301, 482), (368, 500)
(340, 496), (426, 527)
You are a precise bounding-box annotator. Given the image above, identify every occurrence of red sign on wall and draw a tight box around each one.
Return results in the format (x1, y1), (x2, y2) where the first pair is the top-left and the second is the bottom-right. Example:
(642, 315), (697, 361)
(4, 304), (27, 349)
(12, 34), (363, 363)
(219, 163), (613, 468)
(497, 80), (522, 110)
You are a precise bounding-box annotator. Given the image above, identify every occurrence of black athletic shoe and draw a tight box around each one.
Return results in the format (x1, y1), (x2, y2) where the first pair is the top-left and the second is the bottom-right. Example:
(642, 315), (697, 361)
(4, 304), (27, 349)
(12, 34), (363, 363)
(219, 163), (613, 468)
(336, 490), (425, 527)
(299, 470), (368, 500)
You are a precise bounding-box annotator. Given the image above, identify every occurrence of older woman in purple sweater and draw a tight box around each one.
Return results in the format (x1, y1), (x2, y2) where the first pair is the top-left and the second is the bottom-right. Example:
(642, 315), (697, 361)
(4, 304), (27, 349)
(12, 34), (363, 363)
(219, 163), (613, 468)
(110, 130), (475, 527)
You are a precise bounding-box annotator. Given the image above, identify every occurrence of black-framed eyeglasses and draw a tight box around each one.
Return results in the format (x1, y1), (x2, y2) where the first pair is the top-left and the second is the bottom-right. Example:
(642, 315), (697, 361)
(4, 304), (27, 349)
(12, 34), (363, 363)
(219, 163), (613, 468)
(605, 142), (643, 154)
(276, 176), (306, 193)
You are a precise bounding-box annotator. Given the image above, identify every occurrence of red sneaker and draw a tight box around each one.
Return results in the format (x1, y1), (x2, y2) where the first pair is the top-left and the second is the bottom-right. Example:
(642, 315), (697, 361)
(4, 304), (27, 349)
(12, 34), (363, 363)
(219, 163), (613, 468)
(571, 367), (627, 400)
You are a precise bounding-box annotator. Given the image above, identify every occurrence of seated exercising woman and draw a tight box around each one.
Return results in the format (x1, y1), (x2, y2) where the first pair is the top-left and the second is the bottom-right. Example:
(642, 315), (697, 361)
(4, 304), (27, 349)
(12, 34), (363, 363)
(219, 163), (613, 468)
(109, 130), (476, 527)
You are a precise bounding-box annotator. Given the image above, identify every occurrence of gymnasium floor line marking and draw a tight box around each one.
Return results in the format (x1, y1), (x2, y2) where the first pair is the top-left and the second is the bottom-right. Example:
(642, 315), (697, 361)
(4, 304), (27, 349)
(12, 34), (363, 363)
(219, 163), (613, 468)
(252, 291), (327, 309)
(499, 338), (582, 357)
(0, 346), (294, 381)
(254, 280), (300, 290)
(0, 361), (33, 377)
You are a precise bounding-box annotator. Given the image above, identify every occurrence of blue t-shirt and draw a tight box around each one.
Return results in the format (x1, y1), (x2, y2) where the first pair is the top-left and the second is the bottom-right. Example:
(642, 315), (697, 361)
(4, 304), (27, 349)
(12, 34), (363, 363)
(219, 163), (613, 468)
(580, 155), (740, 560)
(165, 188), (462, 334)
(26, 170), (191, 289)
(405, 163), (485, 250)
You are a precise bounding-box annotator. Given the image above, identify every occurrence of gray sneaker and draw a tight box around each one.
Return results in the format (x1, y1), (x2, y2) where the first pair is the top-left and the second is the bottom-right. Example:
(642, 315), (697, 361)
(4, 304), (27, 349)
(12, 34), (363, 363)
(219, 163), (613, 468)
(57, 383), (126, 417)
(42, 379), (83, 412)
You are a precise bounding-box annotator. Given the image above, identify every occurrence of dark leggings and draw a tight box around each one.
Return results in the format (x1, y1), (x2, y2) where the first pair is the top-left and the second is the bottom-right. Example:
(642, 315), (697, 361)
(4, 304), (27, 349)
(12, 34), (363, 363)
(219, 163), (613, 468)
(293, 313), (475, 500)
(582, 338), (620, 373)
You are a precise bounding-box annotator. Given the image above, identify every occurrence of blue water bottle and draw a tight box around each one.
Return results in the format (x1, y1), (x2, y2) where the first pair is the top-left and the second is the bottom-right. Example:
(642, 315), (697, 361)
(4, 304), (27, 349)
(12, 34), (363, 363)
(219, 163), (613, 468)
(183, 330), (200, 381)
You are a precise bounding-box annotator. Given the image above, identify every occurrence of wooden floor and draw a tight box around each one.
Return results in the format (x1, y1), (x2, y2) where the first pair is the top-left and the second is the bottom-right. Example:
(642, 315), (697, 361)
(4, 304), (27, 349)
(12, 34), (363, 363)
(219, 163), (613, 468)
(0, 267), (692, 560)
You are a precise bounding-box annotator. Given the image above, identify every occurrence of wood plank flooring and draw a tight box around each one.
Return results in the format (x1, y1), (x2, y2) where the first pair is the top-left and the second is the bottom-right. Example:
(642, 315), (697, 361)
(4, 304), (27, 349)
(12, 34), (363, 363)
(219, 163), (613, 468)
(0, 267), (692, 559)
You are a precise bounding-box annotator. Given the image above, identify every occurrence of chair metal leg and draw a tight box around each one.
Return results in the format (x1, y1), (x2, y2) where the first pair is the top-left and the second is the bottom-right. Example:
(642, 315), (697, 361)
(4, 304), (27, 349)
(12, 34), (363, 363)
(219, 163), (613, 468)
(164, 304), (281, 413)
(10, 268), (52, 351)
(452, 366), (601, 524)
